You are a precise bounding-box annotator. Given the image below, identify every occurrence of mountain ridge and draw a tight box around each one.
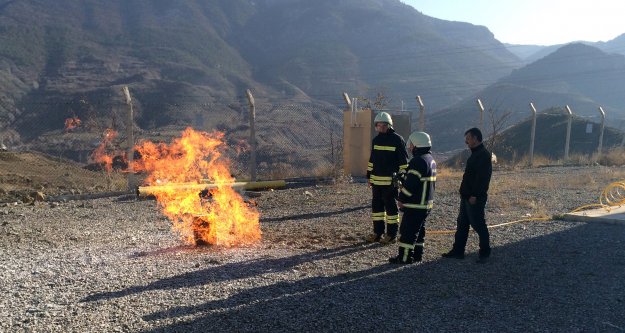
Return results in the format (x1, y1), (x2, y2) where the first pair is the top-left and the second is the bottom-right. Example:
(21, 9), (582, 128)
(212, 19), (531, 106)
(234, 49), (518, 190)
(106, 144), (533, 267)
(0, 0), (521, 147)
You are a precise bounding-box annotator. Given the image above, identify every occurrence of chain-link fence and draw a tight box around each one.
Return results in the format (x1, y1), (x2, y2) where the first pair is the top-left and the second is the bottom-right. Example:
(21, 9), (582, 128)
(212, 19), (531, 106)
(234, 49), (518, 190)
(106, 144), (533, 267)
(1, 98), (344, 182)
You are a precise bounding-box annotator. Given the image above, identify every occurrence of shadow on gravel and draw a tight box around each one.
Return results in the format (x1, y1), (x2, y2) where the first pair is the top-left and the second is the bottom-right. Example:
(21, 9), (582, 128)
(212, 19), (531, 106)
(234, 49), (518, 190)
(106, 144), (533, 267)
(81, 243), (372, 303)
(260, 205), (369, 223)
(138, 222), (625, 332)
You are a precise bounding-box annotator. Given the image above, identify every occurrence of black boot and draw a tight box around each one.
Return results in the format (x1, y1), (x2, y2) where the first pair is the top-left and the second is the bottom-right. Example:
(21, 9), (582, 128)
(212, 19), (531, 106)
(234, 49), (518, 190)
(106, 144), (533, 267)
(389, 247), (414, 264)
(413, 245), (424, 262)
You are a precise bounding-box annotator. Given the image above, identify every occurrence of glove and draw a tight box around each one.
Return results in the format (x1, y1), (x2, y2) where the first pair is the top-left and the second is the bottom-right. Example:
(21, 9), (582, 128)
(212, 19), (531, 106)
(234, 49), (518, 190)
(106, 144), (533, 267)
(392, 172), (402, 189)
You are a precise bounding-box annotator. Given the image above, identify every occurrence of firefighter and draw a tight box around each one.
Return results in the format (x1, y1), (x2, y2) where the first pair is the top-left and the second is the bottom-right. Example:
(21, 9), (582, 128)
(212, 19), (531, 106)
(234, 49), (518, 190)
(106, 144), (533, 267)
(389, 131), (436, 264)
(366, 112), (408, 244)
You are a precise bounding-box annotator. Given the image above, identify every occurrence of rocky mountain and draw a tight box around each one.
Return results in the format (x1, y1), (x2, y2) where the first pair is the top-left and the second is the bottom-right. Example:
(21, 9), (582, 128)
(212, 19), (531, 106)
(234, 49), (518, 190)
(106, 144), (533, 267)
(0, 0), (521, 150)
(506, 33), (625, 63)
(429, 43), (625, 152)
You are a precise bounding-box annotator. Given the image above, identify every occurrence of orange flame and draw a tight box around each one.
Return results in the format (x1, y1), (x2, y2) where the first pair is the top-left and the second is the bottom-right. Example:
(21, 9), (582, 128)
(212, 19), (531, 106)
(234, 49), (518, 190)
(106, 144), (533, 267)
(133, 127), (261, 247)
(89, 129), (119, 172)
(64, 117), (81, 132)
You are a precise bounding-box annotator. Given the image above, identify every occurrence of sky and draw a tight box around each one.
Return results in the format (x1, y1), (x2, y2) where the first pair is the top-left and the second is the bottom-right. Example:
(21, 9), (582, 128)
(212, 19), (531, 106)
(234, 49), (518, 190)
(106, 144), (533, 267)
(402, 0), (625, 45)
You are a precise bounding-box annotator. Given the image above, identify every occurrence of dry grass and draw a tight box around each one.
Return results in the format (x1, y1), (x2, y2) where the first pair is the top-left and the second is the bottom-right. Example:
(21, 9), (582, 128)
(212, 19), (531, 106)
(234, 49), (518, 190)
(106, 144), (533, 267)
(495, 148), (625, 169)
(442, 156), (625, 219)
(596, 148), (625, 166)
(509, 154), (556, 168)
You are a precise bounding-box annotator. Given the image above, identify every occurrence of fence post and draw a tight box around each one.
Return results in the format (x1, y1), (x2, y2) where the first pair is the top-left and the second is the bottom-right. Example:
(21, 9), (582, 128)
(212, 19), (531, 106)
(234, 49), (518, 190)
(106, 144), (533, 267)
(417, 95), (425, 131)
(621, 119), (625, 147)
(351, 98), (359, 127)
(564, 105), (573, 161)
(529, 102), (537, 167)
(342, 92), (352, 109)
(597, 106), (605, 159)
(245, 89), (257, 181)
(122, 86), (135, 191)
(477, 99), (484, 130)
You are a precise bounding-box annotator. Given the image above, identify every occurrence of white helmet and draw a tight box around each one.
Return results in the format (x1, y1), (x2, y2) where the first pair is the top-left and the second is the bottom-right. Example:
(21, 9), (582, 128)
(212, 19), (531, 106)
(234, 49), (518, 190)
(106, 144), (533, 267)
(374, 112), (393, 127)
(408, 131), (432, 148)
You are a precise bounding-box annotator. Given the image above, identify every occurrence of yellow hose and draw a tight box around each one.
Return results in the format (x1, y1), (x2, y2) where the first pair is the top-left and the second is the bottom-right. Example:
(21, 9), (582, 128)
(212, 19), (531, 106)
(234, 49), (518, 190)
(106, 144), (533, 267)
(430, 180), (625, 235)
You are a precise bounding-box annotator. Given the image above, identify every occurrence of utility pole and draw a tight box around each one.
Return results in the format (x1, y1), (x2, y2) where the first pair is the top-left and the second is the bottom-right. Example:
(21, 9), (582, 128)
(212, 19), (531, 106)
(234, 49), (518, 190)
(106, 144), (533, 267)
(529, 102), (537, 167)
(246, 89), (257, 181)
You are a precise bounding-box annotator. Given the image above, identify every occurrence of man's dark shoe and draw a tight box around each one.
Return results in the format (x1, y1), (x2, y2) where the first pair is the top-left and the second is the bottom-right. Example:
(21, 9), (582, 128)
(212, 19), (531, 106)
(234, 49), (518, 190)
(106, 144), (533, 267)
(441, 250), (464, 259)
(476, 256), (490, 264)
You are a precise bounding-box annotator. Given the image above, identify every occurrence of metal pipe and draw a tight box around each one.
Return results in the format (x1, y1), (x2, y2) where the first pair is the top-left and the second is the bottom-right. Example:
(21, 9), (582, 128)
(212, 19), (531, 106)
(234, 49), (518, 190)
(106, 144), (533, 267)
(137, 180), (287, 197)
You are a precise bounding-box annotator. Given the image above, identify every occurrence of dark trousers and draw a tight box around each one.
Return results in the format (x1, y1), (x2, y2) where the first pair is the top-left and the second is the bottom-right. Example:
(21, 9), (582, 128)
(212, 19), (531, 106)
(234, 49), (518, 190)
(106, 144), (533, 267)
(371, 185), (399, 236)
(398, 208), (427, 246)
(453, 197), (491, 257)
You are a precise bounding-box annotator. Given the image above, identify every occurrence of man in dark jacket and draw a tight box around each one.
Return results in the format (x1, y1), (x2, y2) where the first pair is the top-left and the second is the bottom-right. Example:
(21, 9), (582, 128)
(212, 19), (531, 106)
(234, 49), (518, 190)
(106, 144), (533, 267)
(366, 112), (408, 244)
(389, 131), (436, 264)
(442, 127), (493, 263)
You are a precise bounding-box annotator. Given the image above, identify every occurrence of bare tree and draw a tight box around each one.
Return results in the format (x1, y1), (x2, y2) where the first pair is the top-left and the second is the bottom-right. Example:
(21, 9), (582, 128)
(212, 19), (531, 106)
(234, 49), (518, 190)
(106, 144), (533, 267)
(358, 87), (391, 111)
(485, 107), (513, 155)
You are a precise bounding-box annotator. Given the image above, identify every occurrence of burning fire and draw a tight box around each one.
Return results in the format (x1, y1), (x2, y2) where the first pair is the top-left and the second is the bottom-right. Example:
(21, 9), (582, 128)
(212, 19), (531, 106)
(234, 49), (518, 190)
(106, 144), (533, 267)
(64, 116), (81, 132)
(90, 128), (121, 172)
(133, 127), (261, 247)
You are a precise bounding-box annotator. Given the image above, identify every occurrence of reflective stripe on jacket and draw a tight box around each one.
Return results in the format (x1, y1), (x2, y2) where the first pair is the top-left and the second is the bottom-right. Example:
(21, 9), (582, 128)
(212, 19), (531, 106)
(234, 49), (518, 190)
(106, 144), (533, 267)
(398, 153), (436, 209)
(367, 128), (408, 185)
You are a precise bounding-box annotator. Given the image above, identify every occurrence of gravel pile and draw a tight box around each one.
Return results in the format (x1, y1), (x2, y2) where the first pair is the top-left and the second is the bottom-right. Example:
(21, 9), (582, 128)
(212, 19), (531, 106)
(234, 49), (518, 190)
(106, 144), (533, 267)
(1, 166), (624, 332)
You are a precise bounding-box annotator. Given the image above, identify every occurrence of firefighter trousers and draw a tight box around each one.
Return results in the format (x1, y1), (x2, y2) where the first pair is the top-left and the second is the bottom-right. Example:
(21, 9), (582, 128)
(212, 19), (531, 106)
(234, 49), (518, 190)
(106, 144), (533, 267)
(398, 208), (427, 246)
(371, 185), (399, 236)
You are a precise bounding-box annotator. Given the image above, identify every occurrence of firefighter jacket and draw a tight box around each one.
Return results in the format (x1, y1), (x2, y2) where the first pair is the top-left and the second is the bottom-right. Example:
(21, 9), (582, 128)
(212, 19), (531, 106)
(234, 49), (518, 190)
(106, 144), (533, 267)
(459, 143), (492, 199)
(398, 149), (436, 210)
(367, 128), (408, 186)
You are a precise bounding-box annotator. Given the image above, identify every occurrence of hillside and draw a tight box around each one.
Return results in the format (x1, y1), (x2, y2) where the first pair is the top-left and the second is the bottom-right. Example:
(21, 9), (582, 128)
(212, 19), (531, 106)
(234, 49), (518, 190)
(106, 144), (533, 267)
(494, 110), (624, 162)
(442, 109), (625, 167)
(429, 43), (625, 152)
(0, 0), (521, 155)
(0, 150), (127, 202)
(506, 33), (625, 63)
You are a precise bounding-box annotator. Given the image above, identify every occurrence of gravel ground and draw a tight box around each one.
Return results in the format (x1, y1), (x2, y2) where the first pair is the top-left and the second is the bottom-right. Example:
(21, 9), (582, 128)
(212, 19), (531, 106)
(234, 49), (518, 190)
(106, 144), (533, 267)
(1, 166), (625, 332)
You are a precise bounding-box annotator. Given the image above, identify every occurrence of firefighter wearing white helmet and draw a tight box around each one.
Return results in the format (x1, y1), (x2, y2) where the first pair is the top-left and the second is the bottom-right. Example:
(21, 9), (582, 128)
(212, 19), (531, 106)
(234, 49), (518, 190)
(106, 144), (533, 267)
(366, 112), (408, 244)
(373, 111), (393, 127)
(389, 131), (437, 264)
